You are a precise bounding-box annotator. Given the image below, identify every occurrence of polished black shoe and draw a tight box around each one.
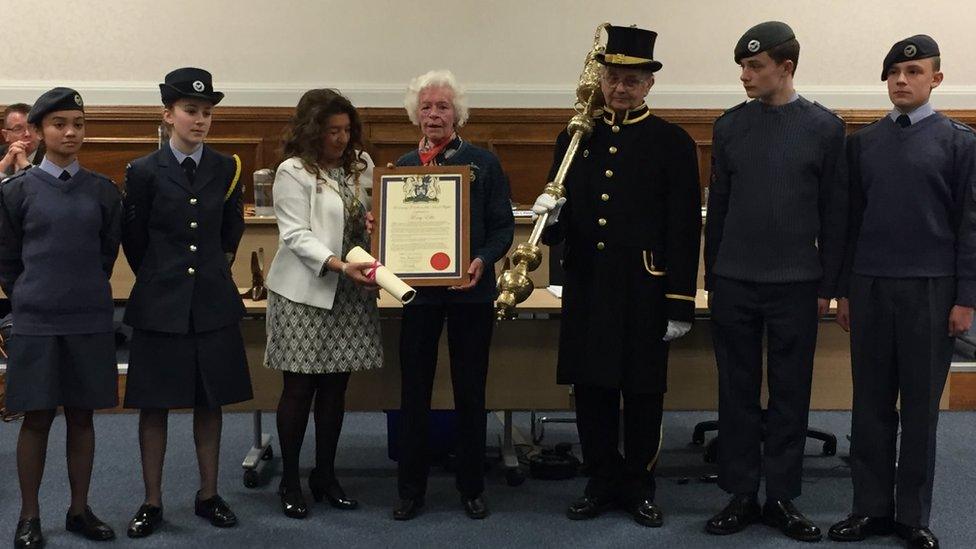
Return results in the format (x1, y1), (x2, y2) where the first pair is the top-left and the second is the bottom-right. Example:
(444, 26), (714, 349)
(278, 484), (308, 519)
(194, 493), (238, 527)
(895, 524), (940, 549)
(65, 506), (115, 541)
(630, 499), (663, 528)
(14, 518), (43, 549)
(462, 495), (489, 519)
(393, 498), (424, 521)
(127, 503), (163, 538)
(763, 499), (822, 542)
(706, 494), (761, 535)
(828, 514), (894, 541)
(309, 470), (358, 510)
(566, 495), (614, 520)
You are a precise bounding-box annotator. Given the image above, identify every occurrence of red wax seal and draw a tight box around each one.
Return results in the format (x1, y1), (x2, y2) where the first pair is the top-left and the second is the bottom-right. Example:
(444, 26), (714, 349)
(430, 252), (451, 271)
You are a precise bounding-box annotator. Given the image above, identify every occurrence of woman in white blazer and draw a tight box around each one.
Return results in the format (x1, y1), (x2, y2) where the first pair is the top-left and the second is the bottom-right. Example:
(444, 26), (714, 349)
(264, 89), (383, 519)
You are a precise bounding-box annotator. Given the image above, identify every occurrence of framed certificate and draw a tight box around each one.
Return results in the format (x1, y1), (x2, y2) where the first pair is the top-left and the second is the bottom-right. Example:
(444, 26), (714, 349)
(372, 165), (471, 286)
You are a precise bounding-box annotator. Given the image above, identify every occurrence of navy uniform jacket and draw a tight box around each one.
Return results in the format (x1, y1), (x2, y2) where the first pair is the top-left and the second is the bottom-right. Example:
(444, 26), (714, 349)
(542, 105), (701, 392)
(122, 143), (245, 334)
(396, 137), (515, 304)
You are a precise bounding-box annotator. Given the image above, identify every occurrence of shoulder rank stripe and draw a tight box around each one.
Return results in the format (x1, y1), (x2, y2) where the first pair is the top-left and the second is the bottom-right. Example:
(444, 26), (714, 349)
(665, 293), (696, 302)
(224, 154), (242, 202)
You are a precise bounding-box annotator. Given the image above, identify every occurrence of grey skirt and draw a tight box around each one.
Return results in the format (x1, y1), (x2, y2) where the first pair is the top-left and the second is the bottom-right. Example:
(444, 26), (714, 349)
(264, 282), (383, 374)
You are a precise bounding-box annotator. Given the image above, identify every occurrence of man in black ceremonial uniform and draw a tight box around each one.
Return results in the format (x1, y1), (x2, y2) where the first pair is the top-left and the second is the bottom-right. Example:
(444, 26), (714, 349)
(828, 35), (976, 549)
(704, 21), (848, 542)
(534, 24), (701, 528)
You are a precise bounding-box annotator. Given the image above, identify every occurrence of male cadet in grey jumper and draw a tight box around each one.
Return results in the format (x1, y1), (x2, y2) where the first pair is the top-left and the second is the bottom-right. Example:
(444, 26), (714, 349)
(828, 35), (976, 549)
(704, 21), (847, 542)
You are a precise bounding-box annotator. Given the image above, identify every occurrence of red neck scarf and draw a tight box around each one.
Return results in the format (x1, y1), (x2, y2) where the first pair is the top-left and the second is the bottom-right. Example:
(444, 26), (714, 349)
(418, 133), (456, 166)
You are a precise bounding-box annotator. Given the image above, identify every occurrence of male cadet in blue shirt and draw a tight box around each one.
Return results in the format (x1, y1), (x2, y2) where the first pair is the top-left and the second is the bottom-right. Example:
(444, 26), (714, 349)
(828, 35), (976, 549)
(704, 21), (848, 542)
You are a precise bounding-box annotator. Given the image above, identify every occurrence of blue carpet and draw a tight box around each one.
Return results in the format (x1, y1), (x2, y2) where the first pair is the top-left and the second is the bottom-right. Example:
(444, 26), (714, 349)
(1, 411), (974, 548)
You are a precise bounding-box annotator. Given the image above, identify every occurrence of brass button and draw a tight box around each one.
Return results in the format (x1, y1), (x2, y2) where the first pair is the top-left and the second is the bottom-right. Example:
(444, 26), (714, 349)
(596, 242), (605, 250)
(611, 125), (620, 133)
(598, 218), (607, 226)
(609, 146), (618, 154)
(189, 244), (197, 252)
(189, 221), (198, 229)
(583, 149), (589, 158)
(605, 170), (613, 178)
(187, 267), (196, 275)
(189, 198), (198, 205)
(601, 193), (610, 201)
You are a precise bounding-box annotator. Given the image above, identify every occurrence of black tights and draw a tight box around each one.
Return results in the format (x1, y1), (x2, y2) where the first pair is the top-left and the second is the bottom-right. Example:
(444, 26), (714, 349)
(276, 371), (350, 491)
(18, 408), (95, 519)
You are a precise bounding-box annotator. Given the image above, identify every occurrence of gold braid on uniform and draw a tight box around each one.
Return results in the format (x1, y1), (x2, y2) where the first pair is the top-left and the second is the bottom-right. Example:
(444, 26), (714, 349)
(646, 423), (664, 472)
(224, 154), (242, 202)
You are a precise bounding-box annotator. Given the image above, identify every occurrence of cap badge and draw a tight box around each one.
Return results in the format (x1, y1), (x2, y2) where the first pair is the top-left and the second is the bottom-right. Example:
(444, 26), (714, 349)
(747, 39), (761, 53)
(74, 94), (83, 106)
(192, 80), (205, 92)
(904, 44), (917, 58)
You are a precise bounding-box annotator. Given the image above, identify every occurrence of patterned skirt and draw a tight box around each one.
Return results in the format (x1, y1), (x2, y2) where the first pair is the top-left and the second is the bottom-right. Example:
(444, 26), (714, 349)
(264, 280), (383, 374)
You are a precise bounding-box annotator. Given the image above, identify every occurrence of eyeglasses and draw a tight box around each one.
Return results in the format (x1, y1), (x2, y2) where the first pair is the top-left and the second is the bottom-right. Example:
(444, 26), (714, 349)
(1, 125), (30, 136)
(602, 74), (648, 90)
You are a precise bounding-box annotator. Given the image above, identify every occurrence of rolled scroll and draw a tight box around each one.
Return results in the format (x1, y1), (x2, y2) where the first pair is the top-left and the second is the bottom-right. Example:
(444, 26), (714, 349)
(345, 246), (416, 304)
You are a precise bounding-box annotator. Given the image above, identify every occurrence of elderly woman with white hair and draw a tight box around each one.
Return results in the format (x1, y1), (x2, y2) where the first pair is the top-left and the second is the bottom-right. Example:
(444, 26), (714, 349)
(392, 69), (514, 521)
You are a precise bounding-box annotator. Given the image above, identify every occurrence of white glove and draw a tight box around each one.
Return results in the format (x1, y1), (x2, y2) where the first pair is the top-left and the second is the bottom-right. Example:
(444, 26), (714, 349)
(531, 193), (566, 226)
(663, 320), (692, 342)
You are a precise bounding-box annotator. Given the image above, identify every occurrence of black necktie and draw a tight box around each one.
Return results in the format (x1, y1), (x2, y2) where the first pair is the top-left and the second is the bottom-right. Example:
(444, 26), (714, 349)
(58, 170), (71, 181)
(181, 157), (197, 184)
(896, 114), (911, 128)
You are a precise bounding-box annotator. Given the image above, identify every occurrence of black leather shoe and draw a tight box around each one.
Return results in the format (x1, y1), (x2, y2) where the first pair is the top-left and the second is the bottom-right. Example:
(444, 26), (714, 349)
(309, 470), (358, 510)
(194, 493), (238, 527)
(630, 499), (663, 528)
(65, 506), (115, 541)
(566, 495), (614, 520)
(462, 496), (489, 519)
(127, 504), (163, 538)
(14, 518), (43, 549)
(706, 494), (761, 535)
(278, 484), (308, 519)
(393, 498), (424, 521)
(763, 499), (822, 542)
(895, 524), (939, 549)
(828, 514), (894, 541)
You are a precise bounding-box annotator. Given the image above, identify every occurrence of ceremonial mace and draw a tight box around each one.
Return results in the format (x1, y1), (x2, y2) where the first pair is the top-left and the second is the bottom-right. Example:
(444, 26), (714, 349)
(495, 22), (609, 320)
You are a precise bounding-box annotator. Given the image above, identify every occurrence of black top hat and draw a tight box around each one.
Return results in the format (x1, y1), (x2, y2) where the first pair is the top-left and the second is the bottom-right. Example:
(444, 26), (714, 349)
(28, 87), (84, 125)
(159, 67), (225, 105)
(882, 35), (940, 80)
(595, 25), (663, 72)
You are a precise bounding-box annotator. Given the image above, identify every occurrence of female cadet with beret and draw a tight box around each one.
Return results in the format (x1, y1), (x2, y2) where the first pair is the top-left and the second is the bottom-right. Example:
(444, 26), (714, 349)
(0, 87), (121, 548)
(264, 88), (383, 519)
(121, 67), (252, 537)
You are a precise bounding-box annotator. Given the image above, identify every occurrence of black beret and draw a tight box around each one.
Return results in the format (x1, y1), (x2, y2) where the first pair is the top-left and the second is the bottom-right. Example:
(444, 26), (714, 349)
(159, 67), (225, 105)
(27, 87), (84, 125)
(596, 25), (663, 72)
(881, 35), (940, 81)
(734, 21), (796, 64)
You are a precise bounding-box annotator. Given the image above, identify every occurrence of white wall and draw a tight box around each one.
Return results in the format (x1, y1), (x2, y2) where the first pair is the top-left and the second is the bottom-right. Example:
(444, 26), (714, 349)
(3, 0), (975, 109)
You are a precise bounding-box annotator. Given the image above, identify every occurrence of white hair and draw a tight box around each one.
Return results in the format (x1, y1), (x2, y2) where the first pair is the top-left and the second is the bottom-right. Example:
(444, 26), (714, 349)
(404, 69), (470, 127)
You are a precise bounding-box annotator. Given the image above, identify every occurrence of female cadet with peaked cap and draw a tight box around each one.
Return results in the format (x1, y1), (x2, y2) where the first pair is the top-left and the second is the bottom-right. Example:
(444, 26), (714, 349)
(0, 87), (121, 548)
(121, 67), (252, 537)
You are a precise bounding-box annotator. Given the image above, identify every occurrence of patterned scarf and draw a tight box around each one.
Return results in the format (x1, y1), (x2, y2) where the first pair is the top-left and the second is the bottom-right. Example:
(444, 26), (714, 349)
(417, 132), (457, 166)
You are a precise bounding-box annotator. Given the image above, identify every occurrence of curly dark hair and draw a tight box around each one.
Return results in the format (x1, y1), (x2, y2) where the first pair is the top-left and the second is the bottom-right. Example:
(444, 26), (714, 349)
(279, 88), (366, 179)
